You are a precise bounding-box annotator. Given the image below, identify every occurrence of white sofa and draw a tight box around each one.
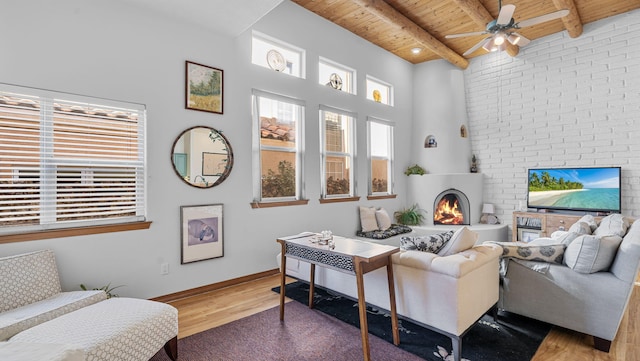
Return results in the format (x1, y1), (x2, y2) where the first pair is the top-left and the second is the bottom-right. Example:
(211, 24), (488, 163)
(280, 228), (502, 361)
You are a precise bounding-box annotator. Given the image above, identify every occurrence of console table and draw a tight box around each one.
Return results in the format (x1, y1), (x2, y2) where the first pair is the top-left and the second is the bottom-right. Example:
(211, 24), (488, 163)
(512, 211), (605, 242)
(277, 232), (400, 361)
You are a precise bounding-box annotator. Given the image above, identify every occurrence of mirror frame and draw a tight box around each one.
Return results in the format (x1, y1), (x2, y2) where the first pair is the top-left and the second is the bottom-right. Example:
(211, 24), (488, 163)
(171, 126), (234, 188)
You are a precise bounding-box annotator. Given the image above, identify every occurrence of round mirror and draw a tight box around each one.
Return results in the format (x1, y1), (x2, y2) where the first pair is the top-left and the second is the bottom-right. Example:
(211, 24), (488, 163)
(171, 126), (234, 188)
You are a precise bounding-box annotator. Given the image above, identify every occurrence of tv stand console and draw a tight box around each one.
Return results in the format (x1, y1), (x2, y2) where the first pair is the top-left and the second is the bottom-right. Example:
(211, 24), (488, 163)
(511, 211), (603, 242)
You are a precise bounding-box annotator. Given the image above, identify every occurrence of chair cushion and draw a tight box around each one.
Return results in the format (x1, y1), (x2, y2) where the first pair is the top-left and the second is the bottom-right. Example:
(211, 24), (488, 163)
(564, 234), (623, 273)
(0, 291), (106, 341)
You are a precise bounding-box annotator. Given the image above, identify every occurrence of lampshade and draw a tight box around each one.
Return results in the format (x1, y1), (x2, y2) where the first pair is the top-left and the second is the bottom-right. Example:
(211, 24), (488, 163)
(507, 34), (521, 45)
(482, 203), (495, 214)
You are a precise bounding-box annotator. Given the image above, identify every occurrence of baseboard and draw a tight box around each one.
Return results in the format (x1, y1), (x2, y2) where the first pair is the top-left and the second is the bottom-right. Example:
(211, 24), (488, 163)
(150, 268), (280, 303)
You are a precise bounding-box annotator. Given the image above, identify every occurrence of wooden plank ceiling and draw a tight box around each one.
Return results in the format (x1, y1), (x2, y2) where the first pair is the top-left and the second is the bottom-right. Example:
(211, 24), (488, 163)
(293, 0), (640, 68)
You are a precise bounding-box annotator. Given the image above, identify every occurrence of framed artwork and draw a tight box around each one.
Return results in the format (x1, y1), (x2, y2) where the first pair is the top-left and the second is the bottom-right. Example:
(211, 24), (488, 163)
(180, 204), (224, 264)
(518, 228), (540, 243)
(185, 61), (223, 114)
(202, 152), (228, 177)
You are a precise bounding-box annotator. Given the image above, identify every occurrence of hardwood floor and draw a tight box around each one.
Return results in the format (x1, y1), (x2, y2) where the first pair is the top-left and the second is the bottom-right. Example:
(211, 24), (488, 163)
(164, 274), (639, 361)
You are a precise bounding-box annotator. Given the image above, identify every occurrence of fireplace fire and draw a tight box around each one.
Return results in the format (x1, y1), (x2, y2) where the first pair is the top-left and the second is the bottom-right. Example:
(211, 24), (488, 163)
(433, 189), (470, 225)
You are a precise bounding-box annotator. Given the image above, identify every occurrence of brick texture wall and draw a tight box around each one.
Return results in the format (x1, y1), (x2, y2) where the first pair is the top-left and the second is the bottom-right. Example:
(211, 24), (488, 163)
(464, 9), (640, 224)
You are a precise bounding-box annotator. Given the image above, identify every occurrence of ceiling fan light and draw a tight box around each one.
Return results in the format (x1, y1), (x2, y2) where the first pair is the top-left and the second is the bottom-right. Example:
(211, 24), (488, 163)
(494, 34), (505, 46)
(482, 38), (496, 52)
(508, 34), (521, 45)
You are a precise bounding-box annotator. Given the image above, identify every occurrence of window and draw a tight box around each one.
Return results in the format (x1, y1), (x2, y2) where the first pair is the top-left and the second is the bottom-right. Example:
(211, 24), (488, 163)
(368, 118), (394, 196)
(320, 106), (356, 200)
(0, 84), (146, 236)
(252, 31), (305, 78)
(252, 90), (305, 206)
(318, 57), (356, 94)
(366, 76), (393, 106)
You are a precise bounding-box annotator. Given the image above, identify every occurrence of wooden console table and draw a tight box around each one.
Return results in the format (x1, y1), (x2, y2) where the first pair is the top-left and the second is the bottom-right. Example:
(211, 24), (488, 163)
(277, 232), (400, 361)
(512, 211), (606, 242)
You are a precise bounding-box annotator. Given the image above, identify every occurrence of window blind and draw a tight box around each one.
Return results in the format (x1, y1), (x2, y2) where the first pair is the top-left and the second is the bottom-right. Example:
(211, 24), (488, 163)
(0, 85), (146, 234)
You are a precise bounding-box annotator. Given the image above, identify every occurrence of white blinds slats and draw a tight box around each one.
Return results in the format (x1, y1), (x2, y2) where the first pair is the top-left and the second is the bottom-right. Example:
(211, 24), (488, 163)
(0, 86), (146, 233)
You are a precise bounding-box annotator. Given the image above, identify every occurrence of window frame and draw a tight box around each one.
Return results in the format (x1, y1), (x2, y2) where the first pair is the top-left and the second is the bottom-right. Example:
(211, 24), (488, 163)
(251, 31), (306, 79)
(251, 89), (307, 208)
(319, 105), (358, 202)
(366, 75), (394, 106)
(318, 57), (356, 95)
(0, 83), (149, 241)
(367, 117), (395, 198)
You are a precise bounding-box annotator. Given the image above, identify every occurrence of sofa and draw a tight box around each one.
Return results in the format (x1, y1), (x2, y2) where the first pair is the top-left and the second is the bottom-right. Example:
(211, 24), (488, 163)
(279, 226), (502, 361)
(493, 214), (640, 352)
(0, 250), (178, 361)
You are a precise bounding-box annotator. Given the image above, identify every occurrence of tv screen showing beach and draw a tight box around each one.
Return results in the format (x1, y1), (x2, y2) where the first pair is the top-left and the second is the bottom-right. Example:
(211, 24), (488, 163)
(527, 167), (621, 213)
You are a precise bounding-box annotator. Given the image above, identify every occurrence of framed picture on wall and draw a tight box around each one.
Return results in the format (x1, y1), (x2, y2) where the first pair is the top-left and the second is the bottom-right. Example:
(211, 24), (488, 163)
(518, 228), (541, 243)
(185, 61), (223, 114)
(180, 204), (224, 264)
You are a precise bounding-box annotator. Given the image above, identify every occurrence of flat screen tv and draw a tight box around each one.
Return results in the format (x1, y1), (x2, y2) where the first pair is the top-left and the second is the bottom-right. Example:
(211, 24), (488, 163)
(527, 167), (621, 214)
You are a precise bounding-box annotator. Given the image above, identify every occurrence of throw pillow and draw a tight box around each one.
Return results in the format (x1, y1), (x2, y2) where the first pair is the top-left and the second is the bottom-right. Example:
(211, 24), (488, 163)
(400, 231), (454, 253)
(568, 221), (592, 235)
(564, 234), (623, 273)
(489, 242), (565, 264)
(437, 227), (477, 256)
(375, 208), (392, 231)
(575, 214), (598, 232)
(594, 214), (629, 237)
(359, 206), (378, 232)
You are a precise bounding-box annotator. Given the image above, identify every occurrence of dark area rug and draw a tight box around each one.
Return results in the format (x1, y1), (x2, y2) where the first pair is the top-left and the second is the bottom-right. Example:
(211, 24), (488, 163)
(274, 281), (552, 361)
(148, 298), (425, 361)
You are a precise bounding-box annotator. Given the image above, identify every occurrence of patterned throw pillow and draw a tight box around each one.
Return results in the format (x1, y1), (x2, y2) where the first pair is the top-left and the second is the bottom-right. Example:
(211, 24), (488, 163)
(488, 242), (566, 264)
(400, 231), (454, 253)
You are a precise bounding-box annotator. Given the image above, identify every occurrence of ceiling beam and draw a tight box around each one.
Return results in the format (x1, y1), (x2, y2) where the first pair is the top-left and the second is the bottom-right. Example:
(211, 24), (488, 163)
(351, 0), (469, 69)
(451, 0), (520, 57)
(552, 0), (583, 37)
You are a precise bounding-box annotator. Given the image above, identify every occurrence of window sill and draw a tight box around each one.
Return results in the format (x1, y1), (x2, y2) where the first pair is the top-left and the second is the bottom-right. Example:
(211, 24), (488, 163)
(319, 196), (360, 204)
(367, 194), (397, 200)
(250, 199), (309, 209)
(0, 221), (152, 244)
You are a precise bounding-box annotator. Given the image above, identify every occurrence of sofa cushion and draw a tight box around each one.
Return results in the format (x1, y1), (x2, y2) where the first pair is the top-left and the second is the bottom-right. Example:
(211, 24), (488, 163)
(575, 214), (598, 232)
(594, 214), (629, 237)
(375, 208), (392, 231)
(400, 231), (454, 253)
(489, 242), (565, 264)
(0, 290), (106, 341)
(0, 250), (62, 313)
(359, 206), (378, 232)
(564, 234), (623, 273)
(568, 221), (592, 235)
(437, 227), (477, 256)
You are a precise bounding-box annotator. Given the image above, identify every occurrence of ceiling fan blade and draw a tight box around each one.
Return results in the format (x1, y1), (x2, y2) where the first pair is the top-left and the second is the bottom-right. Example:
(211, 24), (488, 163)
(445, 31), (488, 39)
(517, 9), (570, 28)
(497, 4), (516, 25)
(511, 32), (531, 46)
(463, 36), (493, 56)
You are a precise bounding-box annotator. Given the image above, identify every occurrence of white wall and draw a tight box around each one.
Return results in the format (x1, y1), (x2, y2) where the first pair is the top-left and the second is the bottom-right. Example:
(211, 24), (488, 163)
(464, 9), (640, 226)
(0, 1), (413, 298)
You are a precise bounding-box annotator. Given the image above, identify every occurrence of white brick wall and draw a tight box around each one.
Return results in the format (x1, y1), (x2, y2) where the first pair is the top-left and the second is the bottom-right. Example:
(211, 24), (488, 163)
(464, 9), (640, 224)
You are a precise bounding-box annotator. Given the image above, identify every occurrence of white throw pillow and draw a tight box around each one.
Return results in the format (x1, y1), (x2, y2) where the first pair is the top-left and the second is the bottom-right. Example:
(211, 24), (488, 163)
(564, 234), (623, 273)
(437, 227), (478, 256)
(575, 214), (598, 232)
(359, 206), (378, 232)
(375, 208), (392, 231)
(568, 221), (592, 235)
(594, 214), (629, 237)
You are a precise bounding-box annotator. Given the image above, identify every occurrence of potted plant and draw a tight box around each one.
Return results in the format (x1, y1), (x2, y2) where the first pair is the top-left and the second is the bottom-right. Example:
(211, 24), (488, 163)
(404, 164), (426, 176)
(80, 283), (124, 299)
(394, 204), (427, 225)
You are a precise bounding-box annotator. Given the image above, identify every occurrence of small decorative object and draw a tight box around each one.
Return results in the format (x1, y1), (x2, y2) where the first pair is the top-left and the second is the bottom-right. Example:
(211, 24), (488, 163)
(181, 204), (224, 264)
(394, 204), (426, 226)
(424, 135), (437, 148)
(266, 49), (286, 71)
(470, 154), (478, 173)
(480, 203), (499, 224)
(372, 89), (382, 102)
(186, 61), (223, 114)
(328, 73), (343, 90)
(460, 125), (468, 138)
(318, 230), (333, 245)
(404, 164), (426, 176)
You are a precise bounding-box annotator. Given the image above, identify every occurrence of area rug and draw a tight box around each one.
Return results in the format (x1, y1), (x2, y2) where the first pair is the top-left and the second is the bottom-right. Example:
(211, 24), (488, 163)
(273, 281), (552, 361)
(148, 299), (425, 361)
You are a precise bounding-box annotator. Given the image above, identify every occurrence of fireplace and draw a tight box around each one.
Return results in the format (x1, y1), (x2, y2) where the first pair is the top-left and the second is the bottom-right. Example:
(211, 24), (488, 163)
(433, 188), (470, 225)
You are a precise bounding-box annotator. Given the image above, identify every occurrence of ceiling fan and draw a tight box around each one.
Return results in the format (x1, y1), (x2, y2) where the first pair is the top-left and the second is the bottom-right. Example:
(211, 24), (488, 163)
(446, 0), (570, 56)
